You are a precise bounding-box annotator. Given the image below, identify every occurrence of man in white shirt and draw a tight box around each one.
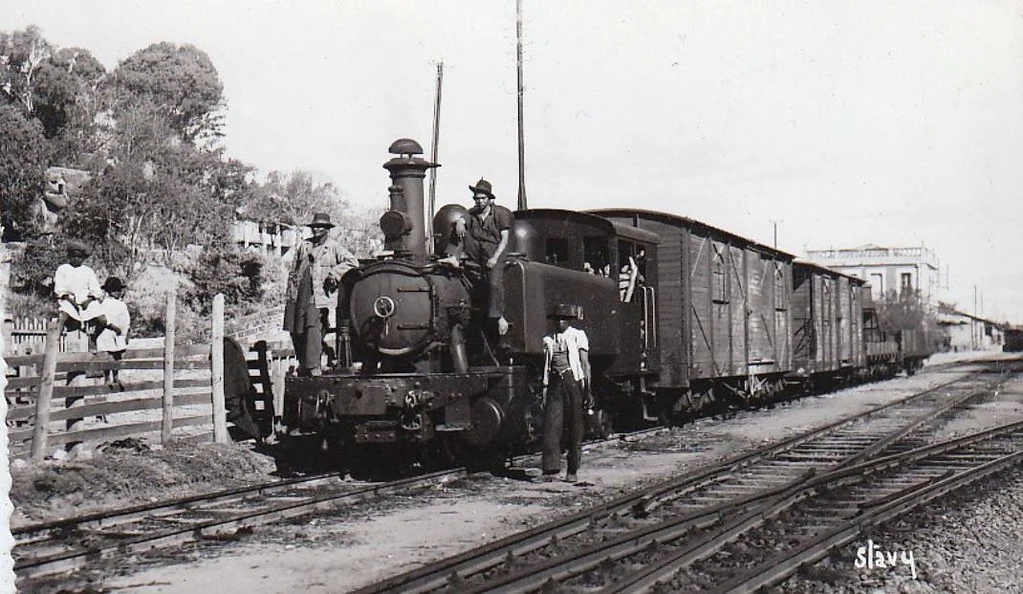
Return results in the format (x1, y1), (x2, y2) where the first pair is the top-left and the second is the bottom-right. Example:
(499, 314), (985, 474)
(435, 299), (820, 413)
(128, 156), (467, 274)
(540, 303), (591, 483)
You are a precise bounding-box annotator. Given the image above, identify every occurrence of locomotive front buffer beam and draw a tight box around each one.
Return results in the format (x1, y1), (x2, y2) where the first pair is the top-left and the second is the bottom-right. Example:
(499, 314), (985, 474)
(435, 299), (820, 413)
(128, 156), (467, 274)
(287, 369), (525, 446)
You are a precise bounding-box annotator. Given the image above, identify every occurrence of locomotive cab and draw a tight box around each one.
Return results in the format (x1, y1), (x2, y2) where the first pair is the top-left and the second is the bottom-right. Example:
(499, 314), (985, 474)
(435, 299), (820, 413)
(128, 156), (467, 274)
(508, 210), (660, 371)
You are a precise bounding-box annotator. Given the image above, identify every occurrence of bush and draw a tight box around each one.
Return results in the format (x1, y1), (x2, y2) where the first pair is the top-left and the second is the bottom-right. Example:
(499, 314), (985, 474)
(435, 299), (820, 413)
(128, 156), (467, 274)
(183, 242), (268, 316)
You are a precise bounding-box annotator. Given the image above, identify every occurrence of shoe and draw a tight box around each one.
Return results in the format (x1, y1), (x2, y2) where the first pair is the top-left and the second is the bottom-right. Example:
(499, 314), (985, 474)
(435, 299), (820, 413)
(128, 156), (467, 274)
(537, 470), (559, 483)
(565, 473), (578, 483)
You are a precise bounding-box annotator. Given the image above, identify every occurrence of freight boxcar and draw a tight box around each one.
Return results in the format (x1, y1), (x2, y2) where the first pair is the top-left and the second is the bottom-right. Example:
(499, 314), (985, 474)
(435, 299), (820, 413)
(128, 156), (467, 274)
(1005, 328), (1023, 352)
(790, 260), (865, 388)
(590, 209), (794, 417)
(862, 292), (902, 380)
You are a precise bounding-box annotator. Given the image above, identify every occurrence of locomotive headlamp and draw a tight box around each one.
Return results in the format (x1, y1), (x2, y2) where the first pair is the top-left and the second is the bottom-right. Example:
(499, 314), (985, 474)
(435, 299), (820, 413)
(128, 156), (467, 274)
(373, 295), (397, 319)
(380, 210), (413, 241)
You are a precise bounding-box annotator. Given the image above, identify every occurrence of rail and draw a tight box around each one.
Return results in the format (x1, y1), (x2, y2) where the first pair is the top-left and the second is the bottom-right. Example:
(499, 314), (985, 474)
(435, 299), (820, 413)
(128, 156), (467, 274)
(352, 364), (1002, 593)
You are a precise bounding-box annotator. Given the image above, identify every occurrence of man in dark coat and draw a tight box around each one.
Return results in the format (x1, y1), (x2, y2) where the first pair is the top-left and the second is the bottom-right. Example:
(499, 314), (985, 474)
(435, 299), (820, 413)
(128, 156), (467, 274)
(284, 213), (359, 375)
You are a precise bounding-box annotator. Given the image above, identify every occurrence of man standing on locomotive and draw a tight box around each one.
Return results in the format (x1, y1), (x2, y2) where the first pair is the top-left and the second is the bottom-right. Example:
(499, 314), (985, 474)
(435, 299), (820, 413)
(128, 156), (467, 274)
(284, 213), (359, 375)
(540, 304), (591, 483)
(454, 178), (514, 336)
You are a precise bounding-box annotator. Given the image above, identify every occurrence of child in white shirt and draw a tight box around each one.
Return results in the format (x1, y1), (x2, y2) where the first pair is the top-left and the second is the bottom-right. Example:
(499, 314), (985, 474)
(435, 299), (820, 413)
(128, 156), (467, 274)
(54, 240), (105, 338)
(97, 276), (130, 389)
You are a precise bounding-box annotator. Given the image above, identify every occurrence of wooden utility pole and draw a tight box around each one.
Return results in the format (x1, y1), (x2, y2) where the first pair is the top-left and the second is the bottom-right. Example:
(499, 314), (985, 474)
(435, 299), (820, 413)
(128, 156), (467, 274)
(516, 0), (528, 210)
(428, 60), (444, 251)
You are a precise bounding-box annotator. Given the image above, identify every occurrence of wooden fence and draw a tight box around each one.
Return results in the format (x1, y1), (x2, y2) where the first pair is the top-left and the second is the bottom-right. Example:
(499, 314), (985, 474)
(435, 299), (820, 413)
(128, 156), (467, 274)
(4, 316), (88, 356)
(3, 294), (296, 460)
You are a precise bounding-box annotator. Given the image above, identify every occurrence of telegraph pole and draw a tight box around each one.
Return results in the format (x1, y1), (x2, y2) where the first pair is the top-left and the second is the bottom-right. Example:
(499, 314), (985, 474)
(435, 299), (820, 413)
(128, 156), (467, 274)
(516, 0), (528, 210)
(428, 61), (444, 248)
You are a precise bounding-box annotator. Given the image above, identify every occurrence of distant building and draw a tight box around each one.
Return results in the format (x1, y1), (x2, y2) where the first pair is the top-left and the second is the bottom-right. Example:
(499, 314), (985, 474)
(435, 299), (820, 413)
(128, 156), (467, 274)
(937, 307), (1004, 352)
(232, 219), (305, 257)
(804, 245), (942, 305)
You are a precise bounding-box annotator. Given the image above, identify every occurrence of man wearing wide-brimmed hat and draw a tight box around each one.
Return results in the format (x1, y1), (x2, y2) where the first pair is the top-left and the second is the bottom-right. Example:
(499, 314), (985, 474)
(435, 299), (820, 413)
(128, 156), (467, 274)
(539, 303), (591, 483)
(284, 213), (360, 375)
(454, 178), (515, 335)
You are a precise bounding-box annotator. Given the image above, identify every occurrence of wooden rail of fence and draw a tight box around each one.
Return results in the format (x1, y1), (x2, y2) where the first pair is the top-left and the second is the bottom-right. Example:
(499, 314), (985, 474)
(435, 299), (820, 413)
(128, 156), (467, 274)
(4, 316), (88, 355)
(3, 293), (297, 460)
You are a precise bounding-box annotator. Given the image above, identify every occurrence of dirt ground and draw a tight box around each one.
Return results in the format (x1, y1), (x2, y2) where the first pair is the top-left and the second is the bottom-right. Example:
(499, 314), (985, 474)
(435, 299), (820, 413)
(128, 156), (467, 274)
(13, 351), (1022, 593)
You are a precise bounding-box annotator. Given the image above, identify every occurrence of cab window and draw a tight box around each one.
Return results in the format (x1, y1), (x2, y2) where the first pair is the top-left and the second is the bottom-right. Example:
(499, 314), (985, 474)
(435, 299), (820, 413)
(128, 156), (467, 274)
(618, 240), (647, 302)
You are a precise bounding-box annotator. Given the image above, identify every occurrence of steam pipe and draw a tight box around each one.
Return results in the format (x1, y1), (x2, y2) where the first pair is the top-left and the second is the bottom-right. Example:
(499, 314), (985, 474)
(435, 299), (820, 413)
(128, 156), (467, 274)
(450, 323), (468, 373)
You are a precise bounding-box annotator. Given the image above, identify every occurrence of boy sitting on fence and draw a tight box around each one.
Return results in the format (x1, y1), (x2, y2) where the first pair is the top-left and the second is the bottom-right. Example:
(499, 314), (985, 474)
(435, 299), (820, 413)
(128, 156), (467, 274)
(96, 276), (130, 390)
(53, 240), (106, 346)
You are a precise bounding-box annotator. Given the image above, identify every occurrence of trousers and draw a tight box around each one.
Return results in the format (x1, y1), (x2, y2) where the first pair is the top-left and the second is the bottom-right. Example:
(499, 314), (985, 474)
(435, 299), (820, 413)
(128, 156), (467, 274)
(291, 308), (332, 373)
(542, 369), (584, 475)
(463, 236), (506, 319)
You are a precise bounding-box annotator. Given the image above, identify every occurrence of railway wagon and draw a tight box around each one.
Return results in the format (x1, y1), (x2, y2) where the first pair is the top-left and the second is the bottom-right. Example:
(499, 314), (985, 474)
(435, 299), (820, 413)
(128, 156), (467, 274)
(590, 209), (794, 416)
(790, 260), (865, 386)
(898, 328), (933, 375)
(1005, 328), (1023, 352)
(861, 293), (902, 380)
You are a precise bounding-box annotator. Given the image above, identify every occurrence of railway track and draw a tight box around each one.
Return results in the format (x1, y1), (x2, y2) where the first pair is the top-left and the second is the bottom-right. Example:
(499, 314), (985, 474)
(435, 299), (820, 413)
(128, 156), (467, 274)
(13, 360), (1011, 586)
(353, 361), (1019, 593)
(12, 422), (664, 581)
(13, 467), (466, 579)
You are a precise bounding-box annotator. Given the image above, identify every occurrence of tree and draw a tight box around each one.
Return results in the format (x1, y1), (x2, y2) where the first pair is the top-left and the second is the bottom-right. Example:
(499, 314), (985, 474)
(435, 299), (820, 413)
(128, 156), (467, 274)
(111, 42), (224, 143)
(32, 46), (108, 164)
(184, 239), (268, 316)
(240, 170), (352, 225)
(334, 205), (385, 257)
(0, 26), (52, 112)
(875, 288), (929, 332)
(0, 103), (49, 240)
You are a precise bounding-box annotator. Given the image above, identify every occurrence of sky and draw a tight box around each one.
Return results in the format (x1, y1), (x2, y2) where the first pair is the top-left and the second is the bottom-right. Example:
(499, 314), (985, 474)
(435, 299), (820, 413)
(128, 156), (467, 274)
(8, 0), (1023, 322)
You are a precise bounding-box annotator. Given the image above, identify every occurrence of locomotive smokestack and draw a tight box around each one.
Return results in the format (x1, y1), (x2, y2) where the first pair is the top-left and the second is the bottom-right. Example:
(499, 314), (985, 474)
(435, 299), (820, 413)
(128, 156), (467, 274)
(382, 138), (439, 257)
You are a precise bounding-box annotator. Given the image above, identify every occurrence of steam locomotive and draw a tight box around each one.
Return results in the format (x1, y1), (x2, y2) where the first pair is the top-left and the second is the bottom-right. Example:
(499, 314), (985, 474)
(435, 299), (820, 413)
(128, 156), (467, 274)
(279, 138), (933, 469)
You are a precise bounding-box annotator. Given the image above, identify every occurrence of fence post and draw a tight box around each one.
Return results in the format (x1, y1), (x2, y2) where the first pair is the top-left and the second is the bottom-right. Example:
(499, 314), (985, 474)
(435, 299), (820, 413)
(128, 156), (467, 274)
(272, 357), (285, 427)
(162, 288), (177, 444)
(211, 293), (228, 443)
(31, 312), (67, 461)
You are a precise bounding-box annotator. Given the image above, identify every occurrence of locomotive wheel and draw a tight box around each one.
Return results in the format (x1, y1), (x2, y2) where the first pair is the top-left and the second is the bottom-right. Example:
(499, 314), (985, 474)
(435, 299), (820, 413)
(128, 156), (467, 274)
(443, 435), (508, 473)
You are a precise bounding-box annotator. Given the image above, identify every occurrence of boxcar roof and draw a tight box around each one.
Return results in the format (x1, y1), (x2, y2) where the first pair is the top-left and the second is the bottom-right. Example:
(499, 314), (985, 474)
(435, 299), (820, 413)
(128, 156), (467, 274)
(516, 208), (661, 244)
(587, 208), (795, 260)
(792, 258), (867, 285)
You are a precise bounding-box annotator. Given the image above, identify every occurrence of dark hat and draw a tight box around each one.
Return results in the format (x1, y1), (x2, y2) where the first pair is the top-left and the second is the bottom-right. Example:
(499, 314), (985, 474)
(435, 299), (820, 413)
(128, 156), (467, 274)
(67, 239), (91, 256)
(306, 213), (335, 228)
(102, 277), (125, 292)
(550, 303), (583, 320)
(468, 178), (495, 200)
